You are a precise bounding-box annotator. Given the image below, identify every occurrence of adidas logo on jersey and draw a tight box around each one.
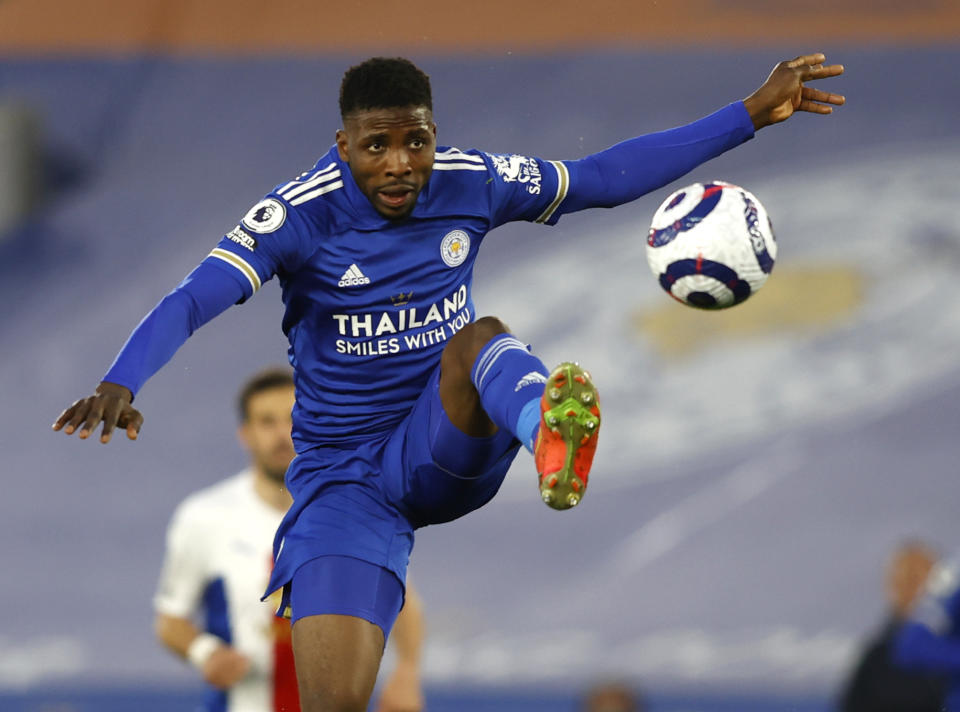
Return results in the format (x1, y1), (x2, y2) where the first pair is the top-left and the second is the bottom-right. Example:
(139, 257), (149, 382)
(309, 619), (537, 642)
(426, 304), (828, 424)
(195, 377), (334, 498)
(338, 264), (371, 287)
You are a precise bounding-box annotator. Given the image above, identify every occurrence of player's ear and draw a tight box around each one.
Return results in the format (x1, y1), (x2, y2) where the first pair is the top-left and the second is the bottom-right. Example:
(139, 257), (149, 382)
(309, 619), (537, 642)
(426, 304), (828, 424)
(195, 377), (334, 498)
(336, 129), (349, 162)
(236, 422), (250, 451)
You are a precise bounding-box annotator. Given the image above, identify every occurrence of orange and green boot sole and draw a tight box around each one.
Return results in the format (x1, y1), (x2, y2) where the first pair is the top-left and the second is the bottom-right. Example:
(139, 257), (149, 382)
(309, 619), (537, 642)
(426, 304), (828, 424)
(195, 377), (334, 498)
(534, 362), (601, 510)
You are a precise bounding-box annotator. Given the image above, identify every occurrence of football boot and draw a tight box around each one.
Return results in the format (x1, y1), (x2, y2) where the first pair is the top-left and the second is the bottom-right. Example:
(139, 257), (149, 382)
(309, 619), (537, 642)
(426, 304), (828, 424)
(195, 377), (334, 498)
(534, 362), (601, 510)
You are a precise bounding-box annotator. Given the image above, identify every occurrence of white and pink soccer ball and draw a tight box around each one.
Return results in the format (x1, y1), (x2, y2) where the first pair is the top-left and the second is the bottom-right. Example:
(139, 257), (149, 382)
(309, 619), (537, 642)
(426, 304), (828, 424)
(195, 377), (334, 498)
(646, 181), (777, 309)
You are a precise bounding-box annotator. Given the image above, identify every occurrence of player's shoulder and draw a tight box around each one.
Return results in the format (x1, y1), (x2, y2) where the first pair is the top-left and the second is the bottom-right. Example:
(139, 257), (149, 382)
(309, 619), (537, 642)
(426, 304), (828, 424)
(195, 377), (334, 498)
(239, 149), (345, 234)
(419, 146), (498, 216)
(270, 151), (346, 211)
(171, 471), (253, 526)
(433, 146), (491, 175)
(429, 145), (552, 200)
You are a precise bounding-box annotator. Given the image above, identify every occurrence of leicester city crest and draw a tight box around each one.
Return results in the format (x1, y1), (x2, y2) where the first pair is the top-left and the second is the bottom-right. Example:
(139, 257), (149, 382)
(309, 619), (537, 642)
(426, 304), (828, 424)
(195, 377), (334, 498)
(440, 230), (470, 267)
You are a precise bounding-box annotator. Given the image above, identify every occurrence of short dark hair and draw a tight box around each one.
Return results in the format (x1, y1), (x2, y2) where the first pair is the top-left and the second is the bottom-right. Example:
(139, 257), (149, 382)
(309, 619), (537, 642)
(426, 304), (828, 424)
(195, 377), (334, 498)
(237, 367), (294, 422)
(339, 57), (432, 119)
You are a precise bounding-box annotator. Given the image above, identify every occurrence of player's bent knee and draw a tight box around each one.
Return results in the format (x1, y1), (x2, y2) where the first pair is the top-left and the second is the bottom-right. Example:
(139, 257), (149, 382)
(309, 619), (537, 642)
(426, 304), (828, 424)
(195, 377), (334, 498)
(443, 315), (509, 370)
(468, 315), (510, 342)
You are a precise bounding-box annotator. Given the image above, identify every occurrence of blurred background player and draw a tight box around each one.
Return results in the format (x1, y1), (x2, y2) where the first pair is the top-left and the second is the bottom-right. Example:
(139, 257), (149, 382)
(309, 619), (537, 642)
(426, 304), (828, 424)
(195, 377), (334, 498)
(838, 540), (946, 712)
(895, 549), (960, 711)
(153, 367), (425, 712)
(579, 680), (646, 712)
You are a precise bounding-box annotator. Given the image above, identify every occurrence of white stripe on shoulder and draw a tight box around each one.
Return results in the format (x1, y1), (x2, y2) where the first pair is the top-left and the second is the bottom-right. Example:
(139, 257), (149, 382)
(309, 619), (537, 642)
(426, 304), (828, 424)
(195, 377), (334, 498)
(276, 162), (338, 195)
(289, 179), (344, 206)
(535, 160), (569, 224)
(209, 248), (262, 293)
(280, 166), (341, 201)
(433, 148), (483, 163)
(435, 148), (484, 164)
(432, 162), (487, 171)
(275, 163), (337, 195)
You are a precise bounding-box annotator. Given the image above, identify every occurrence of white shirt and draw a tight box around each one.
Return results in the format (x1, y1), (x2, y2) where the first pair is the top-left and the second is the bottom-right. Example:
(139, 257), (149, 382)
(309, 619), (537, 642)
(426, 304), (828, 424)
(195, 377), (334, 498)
(155, 470), (286, 712)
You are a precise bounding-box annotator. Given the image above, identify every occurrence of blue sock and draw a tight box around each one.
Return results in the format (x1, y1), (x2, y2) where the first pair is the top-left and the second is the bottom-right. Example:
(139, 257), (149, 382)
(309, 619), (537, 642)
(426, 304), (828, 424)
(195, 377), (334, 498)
(515, 398), (542, 454)
(470, 334), (548, 453)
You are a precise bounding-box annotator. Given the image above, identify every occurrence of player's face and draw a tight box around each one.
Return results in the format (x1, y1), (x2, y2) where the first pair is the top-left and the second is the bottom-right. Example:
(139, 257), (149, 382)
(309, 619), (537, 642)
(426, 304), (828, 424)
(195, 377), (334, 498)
(336, 106), (436, 220)
(238, 386), (296, 484)
(887, 546), (936, 617)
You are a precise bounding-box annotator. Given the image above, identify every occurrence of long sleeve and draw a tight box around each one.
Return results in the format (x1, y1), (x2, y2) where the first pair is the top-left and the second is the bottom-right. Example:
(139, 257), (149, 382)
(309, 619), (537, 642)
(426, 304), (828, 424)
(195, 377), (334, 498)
(559, 101), (755, 213)
(102, 262), (245, 396)
(485, 101), (755, 228)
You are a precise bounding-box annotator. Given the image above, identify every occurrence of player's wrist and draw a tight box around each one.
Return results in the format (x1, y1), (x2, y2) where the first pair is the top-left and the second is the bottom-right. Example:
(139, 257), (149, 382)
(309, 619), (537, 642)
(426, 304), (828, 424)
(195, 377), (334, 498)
(186, 632), (223, 670)
(96, 381), (134, 403)
(741, 96), (768, 131)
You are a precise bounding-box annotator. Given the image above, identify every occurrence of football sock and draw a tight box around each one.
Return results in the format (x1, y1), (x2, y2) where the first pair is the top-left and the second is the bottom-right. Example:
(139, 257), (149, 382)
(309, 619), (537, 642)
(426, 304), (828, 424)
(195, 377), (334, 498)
(515, 398), (542, 454)
(470, 334), (548, 453)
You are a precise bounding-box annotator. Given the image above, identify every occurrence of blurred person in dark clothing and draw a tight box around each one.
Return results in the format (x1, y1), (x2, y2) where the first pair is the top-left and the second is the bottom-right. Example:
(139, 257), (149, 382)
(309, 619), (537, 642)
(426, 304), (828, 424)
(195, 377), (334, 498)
(580, 680), (645, 712)
(895, 546), (960, 711)
(839, 540), (947, 712)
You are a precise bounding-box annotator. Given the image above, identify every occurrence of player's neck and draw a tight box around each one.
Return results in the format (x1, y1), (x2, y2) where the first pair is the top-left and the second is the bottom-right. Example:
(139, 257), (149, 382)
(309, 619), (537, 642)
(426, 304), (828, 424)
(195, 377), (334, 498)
(251, 467), (292, 512)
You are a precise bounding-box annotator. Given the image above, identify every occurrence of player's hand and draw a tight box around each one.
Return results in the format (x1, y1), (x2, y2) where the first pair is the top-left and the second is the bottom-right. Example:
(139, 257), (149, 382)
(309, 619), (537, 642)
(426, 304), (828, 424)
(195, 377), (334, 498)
(375, 661), (424, 712)
(743, 53), (844, 130)
(52, 381), (144, 443)
(201, 645), (251, 689)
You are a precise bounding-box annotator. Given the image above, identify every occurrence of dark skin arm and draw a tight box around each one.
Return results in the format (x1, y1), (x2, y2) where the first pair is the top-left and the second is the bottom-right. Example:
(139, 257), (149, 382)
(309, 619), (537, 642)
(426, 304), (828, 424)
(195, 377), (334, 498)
(743, 52), (845, 130)
(52, 381), (143, 443)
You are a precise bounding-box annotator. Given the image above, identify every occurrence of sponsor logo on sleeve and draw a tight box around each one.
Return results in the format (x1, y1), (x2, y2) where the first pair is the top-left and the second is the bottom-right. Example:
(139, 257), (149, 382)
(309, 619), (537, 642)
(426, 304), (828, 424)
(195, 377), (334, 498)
(490, 154), (542, 195)
(440, 230), (470, 267)
(225, 225), (257, 251)
(242, 198), (287, 233)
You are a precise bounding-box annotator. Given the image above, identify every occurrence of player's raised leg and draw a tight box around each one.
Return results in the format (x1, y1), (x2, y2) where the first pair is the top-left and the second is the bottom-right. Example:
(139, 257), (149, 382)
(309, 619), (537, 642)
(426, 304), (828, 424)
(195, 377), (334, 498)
(440, 316), (601, 510)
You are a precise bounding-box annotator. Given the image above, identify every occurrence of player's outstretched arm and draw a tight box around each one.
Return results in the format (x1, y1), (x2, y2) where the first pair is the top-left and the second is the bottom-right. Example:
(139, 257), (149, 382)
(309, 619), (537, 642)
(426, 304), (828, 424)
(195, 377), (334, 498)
(743, 52), (844, 131)
(52, 262), (246, 444)
(537, 54), (843, 220)
(52, 381), (143, 444)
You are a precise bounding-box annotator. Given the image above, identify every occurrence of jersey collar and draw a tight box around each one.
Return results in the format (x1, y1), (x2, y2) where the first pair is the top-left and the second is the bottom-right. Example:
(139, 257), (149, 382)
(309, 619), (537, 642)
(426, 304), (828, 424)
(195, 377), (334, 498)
(332, 146), (436, 229)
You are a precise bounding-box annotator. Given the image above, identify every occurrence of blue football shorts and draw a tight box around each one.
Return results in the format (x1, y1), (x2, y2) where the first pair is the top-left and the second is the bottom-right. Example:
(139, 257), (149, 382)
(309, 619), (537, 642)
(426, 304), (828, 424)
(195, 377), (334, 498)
(266, 364), (522, 631)
(289, 555), (405, 637)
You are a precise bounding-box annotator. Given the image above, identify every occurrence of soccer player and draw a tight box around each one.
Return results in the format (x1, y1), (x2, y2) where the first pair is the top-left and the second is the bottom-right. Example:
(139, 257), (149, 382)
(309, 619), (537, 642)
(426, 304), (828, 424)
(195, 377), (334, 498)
(580, 680), (646, 711)
(54, 54), (844, 712)
(895, 551), (960, 710)
(154, 367), (425, 712)
(839, 541), (946, 712)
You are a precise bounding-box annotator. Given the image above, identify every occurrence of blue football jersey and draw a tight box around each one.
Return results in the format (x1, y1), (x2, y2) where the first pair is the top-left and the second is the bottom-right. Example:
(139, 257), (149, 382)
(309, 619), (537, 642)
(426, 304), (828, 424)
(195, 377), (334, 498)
(203, 146), (570, 449)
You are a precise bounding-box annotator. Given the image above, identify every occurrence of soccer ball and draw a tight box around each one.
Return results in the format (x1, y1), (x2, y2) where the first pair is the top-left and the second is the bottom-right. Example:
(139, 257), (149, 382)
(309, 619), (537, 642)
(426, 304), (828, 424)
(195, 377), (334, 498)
(646, 181), (777, 309)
